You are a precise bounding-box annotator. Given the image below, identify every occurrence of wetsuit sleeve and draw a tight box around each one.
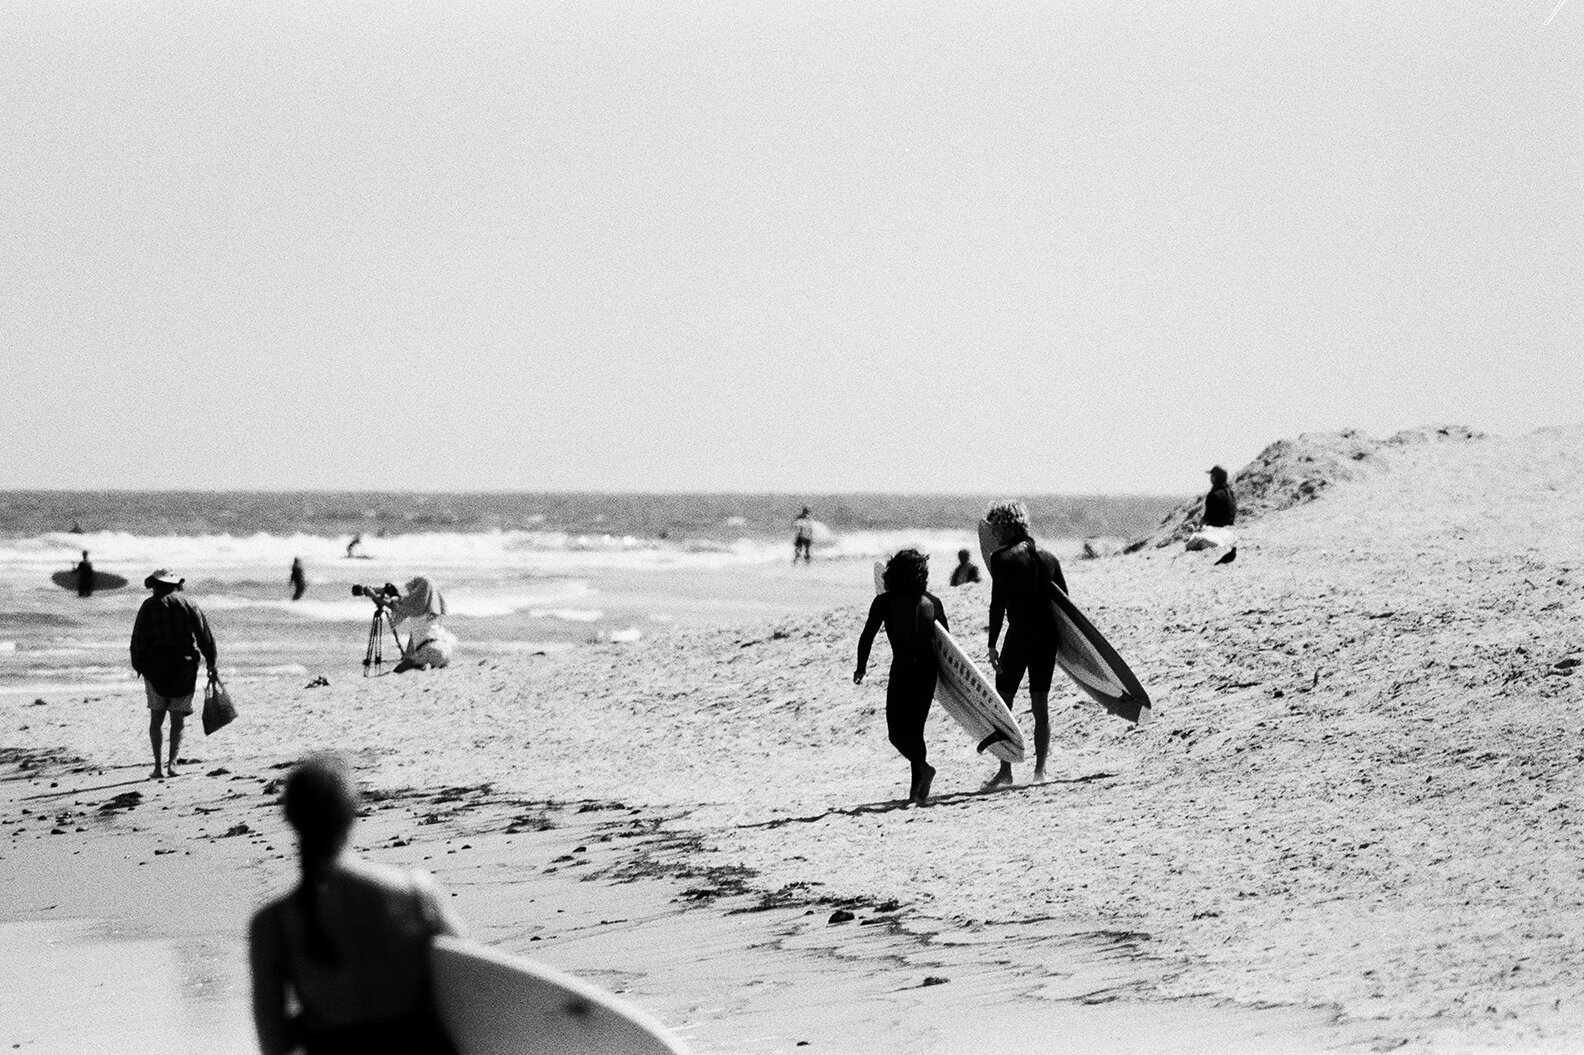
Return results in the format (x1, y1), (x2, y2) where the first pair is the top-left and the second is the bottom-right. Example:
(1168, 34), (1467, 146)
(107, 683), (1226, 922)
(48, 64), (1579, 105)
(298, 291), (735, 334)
(855, 595), (885, 673)
(987, 555), (1006, 649)
(248, 906), (294, 1055)
(1048, 553), (1068, 596)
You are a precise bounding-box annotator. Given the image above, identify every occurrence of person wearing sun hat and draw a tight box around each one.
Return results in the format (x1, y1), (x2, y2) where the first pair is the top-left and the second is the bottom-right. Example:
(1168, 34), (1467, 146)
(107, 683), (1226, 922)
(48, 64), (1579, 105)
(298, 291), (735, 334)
(130, 568), (219, 780)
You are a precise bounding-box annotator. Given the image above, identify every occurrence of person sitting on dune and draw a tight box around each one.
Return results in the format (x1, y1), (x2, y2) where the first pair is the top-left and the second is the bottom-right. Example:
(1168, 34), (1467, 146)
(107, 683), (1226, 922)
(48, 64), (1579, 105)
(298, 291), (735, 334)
(387, 577), (457, 673)
(854, 549), (949, 805)
(250, 754), (464, 1055)
(1204, 465), (1238, 528)
(982, 500), (1068, 789)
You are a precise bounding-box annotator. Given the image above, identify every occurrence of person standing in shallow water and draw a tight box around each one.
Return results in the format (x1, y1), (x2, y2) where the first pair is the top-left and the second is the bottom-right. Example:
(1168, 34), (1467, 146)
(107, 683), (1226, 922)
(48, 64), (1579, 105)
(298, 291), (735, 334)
(982, 500), (1067, 789)
(289, 558), (308, 601)
(854, 549), (948, 805)
(129, 569), (218, 780)
(792, 507), (815, 563)
(1204, 465), (1237, 528)
(75, 550), (95, 597)
(250, 754), (464, 1055)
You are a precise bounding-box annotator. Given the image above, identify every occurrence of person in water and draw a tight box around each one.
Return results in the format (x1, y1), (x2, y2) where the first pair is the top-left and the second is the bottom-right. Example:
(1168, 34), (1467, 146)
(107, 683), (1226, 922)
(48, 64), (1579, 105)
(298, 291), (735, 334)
(290, 558), (307, 601)
(854, 548), (949, 805)
(1204, 465), (1238, 528)
(982, 500), (1068, 789)
(129, 569), (218, 780)
(345, 534), (365, 559)
(949, 548), (981, 586)
(792, 507), (815, 563)
(250, 754), (464, 1055)
(75, 550), (95, 597)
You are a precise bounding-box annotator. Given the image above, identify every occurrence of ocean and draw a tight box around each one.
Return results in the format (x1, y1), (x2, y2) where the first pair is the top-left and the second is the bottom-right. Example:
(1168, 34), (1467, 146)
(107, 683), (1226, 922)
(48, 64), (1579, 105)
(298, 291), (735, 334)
(0, 491), (1176, 700)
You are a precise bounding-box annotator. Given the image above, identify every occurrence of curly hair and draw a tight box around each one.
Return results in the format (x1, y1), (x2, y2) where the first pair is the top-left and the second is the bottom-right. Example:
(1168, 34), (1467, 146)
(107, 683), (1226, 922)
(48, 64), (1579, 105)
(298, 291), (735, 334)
(882, 548), (930, 594)
(984, 500), (1031, 547)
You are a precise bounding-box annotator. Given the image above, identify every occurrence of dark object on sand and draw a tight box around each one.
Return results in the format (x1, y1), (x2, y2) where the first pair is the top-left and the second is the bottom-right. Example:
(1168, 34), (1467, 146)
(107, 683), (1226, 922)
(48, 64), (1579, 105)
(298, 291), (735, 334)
(1216, 547), (1238, 565)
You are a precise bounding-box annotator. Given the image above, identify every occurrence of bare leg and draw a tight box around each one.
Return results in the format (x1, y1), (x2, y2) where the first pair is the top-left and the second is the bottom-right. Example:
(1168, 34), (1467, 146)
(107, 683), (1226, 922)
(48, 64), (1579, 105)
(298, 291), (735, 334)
(166, 713), (185, 776)
(1031, 689), (1050, 780)
(984, 682), (1018, 789)
(148, 712), (165, 779)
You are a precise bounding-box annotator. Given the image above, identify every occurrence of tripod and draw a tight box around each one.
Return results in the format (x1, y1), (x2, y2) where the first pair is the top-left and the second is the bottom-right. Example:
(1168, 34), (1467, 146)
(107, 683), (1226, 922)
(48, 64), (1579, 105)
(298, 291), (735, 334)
(362, 606), (407, 676)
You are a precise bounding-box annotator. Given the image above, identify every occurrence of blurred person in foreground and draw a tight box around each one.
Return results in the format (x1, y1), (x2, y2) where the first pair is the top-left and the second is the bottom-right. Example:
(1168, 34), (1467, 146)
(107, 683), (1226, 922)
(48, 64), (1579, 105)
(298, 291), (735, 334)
(130, 568), (218, 780)
(250, 754), (464, 1055)
(854, 549), (949, 805)
(981, 500), (1068, 789)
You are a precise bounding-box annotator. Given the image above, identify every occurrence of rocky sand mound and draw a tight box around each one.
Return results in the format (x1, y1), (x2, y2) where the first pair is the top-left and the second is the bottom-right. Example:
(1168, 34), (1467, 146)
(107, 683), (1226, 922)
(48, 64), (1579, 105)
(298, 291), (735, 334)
(1127, 424), (1487, 551)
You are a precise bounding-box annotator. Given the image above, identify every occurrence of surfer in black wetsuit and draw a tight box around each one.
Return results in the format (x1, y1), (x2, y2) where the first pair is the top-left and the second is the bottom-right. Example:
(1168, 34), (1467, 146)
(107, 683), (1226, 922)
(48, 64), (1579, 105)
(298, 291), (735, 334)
(75, 550), (95, 597)
(949, 549), (981, 586)
(854, 549), (949, 805)
(982, 500), (1068, 789)
(289, 557), (307, 601)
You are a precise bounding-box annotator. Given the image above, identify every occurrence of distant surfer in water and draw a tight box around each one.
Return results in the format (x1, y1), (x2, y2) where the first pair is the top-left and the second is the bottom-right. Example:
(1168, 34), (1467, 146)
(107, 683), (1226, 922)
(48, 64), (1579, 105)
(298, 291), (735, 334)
(854, 549), (948, 805)
(949, 548), (981, 586)
(345, 534), (365, 559)
(75, 550), (95, 597)
(250, 754), (464, 1055)
(982, 500), (1067, 788)
(130, 569), (218, 780)
(792, 507), (814, 563)
(289, 558), (307, 601)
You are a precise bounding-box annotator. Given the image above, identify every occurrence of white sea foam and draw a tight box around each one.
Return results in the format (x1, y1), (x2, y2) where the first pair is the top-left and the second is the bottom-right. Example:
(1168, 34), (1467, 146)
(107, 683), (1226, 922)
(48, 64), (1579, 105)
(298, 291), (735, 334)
(1, 526), (1012, 580)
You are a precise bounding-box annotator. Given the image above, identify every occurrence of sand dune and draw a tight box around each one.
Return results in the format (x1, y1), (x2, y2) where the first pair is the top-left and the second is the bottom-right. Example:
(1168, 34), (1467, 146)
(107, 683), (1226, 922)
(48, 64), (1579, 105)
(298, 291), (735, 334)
(5, 424), (1584, 1051)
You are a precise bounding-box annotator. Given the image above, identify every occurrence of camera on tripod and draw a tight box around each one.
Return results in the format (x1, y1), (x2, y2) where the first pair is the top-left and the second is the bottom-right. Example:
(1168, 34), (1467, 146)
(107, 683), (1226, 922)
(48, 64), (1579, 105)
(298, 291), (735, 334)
(355, 583), (404, 675)
(352, 582), (400, 606)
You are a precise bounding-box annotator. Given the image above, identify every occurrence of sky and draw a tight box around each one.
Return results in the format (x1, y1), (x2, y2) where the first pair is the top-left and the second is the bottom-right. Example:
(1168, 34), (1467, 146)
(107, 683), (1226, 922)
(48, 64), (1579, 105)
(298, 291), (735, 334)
(3, 1), (1580, 494)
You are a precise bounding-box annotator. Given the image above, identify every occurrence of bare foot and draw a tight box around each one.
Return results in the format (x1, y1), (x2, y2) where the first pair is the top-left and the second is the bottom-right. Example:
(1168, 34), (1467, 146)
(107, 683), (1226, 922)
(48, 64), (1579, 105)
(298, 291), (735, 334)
(914, 765), (936, 805)
(981, 765), (1013, 791)
(1032, 767), (1048, 782)
(150, 766), (164, 781)
(165, 763), (180, 778)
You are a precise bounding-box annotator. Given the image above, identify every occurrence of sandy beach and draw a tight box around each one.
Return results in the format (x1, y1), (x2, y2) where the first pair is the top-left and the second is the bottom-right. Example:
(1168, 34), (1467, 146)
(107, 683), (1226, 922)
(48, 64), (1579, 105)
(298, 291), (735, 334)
(5, 424), (1584, 1053)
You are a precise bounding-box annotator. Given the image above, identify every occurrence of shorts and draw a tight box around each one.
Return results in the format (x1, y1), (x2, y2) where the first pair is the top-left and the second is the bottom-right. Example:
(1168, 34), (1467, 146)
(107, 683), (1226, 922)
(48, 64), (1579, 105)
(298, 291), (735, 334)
(146, 683), (194, 715)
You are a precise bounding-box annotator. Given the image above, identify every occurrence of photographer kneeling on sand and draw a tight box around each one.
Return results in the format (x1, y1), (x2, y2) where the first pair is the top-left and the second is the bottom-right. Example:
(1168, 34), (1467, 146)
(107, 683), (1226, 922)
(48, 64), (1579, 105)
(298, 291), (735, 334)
(355, 576), (456, 673)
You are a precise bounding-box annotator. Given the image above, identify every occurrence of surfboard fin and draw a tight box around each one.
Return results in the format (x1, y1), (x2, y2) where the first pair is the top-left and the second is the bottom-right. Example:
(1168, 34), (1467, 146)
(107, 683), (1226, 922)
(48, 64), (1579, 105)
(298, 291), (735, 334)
(976, 730), (1012, 754)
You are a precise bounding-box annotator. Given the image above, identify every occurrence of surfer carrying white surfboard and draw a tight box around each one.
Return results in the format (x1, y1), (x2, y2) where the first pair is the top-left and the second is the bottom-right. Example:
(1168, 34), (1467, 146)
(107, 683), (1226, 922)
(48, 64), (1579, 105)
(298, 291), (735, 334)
(981, 501), (1068, 789)
(250, 754), (466, 1055)
(854, 549), (949, 805)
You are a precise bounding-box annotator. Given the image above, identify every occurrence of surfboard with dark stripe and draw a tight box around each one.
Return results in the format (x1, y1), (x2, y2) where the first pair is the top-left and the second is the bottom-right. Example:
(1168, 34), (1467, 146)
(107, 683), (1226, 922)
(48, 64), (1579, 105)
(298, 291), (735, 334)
(978, 521), (1151, 724)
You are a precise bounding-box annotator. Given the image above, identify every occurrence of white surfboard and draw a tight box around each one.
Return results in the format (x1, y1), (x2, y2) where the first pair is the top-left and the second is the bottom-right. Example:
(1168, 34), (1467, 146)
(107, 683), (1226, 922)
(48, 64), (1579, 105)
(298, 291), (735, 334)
(872, 562), (1026, 763)
(431, 935), (691, 1055)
